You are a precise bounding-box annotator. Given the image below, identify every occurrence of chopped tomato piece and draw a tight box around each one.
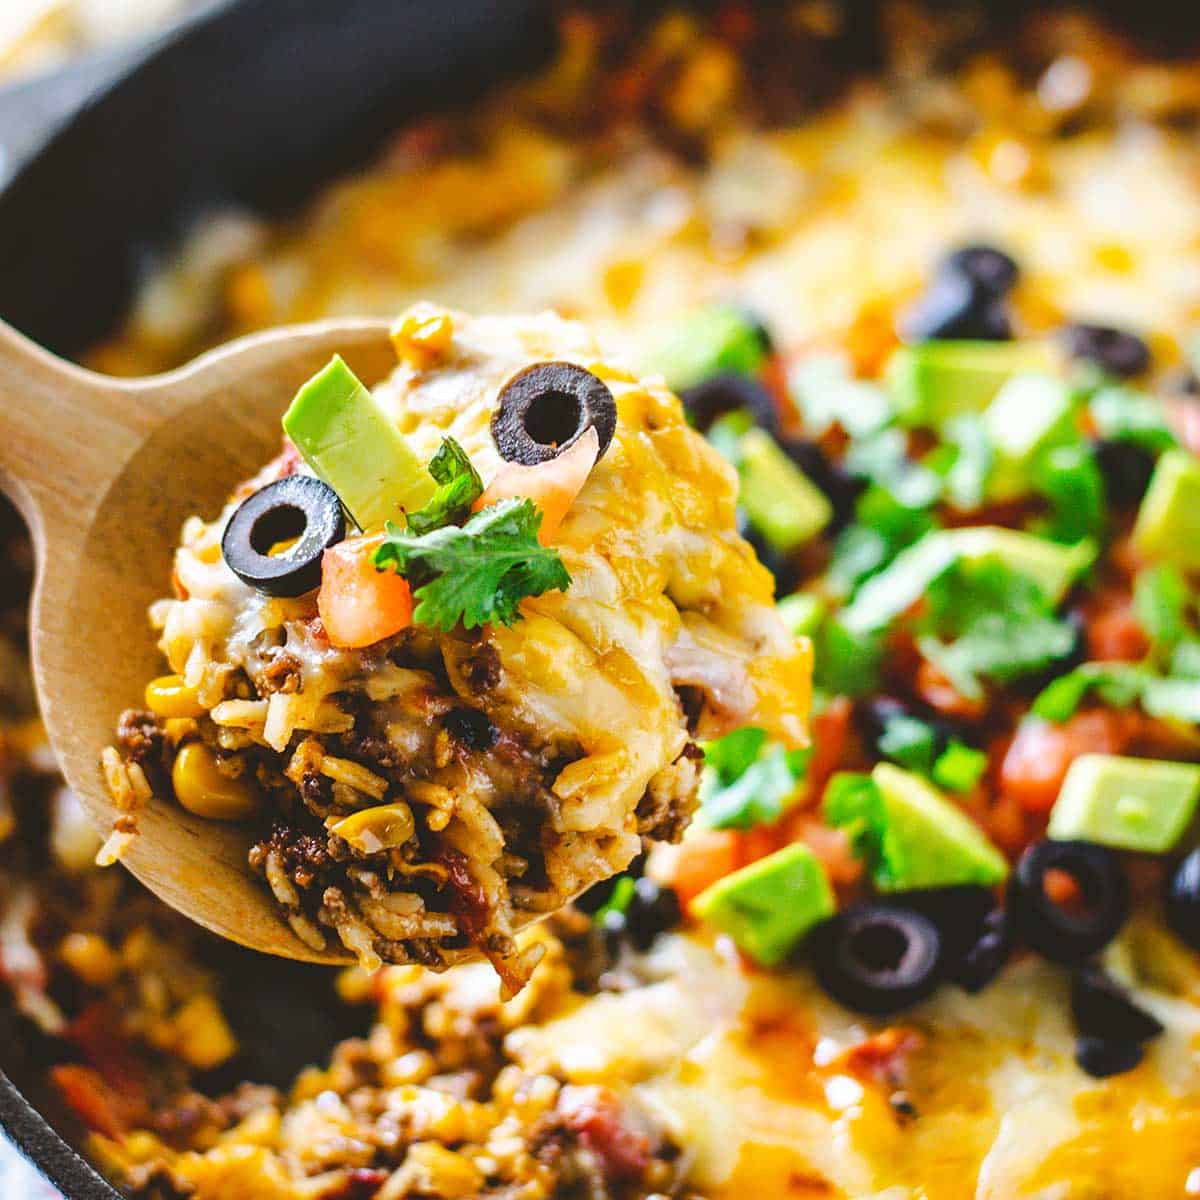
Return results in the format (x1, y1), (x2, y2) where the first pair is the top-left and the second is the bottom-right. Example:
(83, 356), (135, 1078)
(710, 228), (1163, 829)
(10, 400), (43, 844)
(51, 1065), (130, 1140)
(473, 426), (599, 544)
(916, 659), (987, 720)
(793, 816), (863, 888)
(803, 696), (854, 801)
(649, 828), (742, 912)
(1000, 710), (1134, 813)
(1085, 604), (1149, 663)
(318, 535), (414, 650)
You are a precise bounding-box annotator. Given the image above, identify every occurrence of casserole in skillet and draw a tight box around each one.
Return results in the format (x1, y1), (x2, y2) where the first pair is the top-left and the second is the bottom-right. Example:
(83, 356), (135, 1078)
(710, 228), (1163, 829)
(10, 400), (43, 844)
(6, 2), (1200, 1197)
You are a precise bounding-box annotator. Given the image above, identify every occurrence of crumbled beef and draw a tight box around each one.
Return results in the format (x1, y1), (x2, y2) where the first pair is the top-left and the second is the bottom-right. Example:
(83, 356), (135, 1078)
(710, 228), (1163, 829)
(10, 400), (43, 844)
(444, 707), (498, 751)
(257, 649), (302, 695)
(116, 710), (168, 774)
(463, 642), (502, 693)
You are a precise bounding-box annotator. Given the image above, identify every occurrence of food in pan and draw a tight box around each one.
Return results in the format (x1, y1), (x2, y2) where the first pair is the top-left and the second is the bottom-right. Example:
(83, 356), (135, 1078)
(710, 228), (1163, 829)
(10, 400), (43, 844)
(6, 3), (1200, 1198)
(102, 307), (810, 992)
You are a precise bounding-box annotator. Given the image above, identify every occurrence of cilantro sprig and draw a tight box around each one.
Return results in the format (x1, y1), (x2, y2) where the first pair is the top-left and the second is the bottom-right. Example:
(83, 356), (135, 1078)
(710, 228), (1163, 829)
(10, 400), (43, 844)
(405, 437), (483, 536)
(699, 726), (809, 830)
(374, 497), (570, 632)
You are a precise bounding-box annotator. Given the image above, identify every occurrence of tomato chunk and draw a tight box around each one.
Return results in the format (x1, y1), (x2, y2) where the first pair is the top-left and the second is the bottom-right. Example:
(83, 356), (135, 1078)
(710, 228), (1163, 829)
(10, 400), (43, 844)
(474, 426), (599, 544)
(1000, 709), (1133, 813)
(318, 535), (414, 649)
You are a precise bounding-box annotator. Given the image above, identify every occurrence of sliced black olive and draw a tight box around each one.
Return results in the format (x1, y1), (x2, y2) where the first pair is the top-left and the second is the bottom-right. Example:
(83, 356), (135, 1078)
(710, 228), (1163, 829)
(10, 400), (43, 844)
(221, 475), (345, 597)
(810, 904), (943, 1016)
(942, 244), (1020, 298)
(1091, 437), (1156, 509)
(1165, 848), (1200, 949)
(1062, 322), (1151, 378)
(898, 886), (1011, 993)
(899, 270), (1013, 343)
(492, 361), (617, 466)
(574, 877), (620, 915)
(1075, 1036), (1145, 1079)
(1071, 966), (1164, 1044)
(624, 877), (683, 951)
(853, 697), (962, 761)
(953, 906), (1013, 993)
(680, 372), (780, 434)
(1008, 840), (1130, 964)
(782, 437), (865, 532)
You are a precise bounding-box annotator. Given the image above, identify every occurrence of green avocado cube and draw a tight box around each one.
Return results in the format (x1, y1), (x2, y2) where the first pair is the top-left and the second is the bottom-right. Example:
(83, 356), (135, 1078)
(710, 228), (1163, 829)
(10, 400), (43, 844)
(982, 374), (1078, 499)
(1048, 754), (1200, 853)
(693, 842), (835, 966)
(1133, 449), (1200, 569)
(871, 763), (1009, 890)
(737, 429), (833, 553)
(841, 526), (1094, 634)
(887, 339), (1055, 431)
(282, 356), (436, 532)
(646, 306), (769, 392)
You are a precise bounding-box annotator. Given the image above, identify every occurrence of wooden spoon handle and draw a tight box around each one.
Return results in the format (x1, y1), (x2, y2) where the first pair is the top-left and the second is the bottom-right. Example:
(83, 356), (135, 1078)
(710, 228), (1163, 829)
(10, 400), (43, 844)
(0, 321), (145, 551)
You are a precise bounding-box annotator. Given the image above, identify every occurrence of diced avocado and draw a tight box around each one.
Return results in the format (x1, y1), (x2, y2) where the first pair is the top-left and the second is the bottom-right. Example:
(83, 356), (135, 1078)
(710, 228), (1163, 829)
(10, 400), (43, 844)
(870, 763), (1009, 890)
(982, 374), (1078, 500)
(777, 592), (825, 639)
(737, 428), (833, 553)
(646, 306), (768, 392)
(887, 339), (1055, 430)
(841, 526), (1095, 634)
(282, 356), (436, 532)
(693, 842), (835, 966)
(1048, 754), (1200, 853)
(1133, 449), (1200, 569)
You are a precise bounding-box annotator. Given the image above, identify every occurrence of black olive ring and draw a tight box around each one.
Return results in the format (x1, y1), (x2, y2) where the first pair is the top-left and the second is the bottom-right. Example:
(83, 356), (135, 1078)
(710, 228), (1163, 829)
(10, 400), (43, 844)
(810, 903), (943, 1016)
(492, 361), (617, 466)
(221, 475), (345, 597)
(1008, 839), (1130, 965)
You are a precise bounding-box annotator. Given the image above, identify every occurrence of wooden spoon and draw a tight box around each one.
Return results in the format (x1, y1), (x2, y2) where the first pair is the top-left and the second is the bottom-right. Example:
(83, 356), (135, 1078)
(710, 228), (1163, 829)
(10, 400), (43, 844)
(0, 317), (410, 964)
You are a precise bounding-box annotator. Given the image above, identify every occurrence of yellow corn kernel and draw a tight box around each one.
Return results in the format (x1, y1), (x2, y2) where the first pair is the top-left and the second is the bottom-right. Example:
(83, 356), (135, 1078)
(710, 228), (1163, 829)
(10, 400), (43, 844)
(145, 675), (205, 719)
(171, 743), (260, 821)
(328, 801), (416, 854)
(58, 932), (121, 986)
(170, 994), (238, 1070)
(390, 303), (454, 368)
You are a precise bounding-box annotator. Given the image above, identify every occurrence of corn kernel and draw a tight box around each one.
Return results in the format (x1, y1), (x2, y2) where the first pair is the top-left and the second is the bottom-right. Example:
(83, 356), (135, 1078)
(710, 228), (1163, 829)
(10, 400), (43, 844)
(171, 994), (238, 1070)
(390, 303), (455, 367)
(328, 801), (416, 854)
(58, 932), (121, 986)
(171, 743), (260, 821)
(145, 675), (205, 719)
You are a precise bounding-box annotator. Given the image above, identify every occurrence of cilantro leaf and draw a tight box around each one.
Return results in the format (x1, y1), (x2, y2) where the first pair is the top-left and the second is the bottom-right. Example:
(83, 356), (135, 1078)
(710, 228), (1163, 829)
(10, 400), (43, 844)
(823, 771), (891, 881)
(1089, 386), (1177, 454)
(699, 744), (808, 830)
(877, 714), (937, 774)
(1031, 661), (1152, 722)
(704, 727), (769, 785)
(374, 498), (570, 632)
(790, 354), (893, 438)
(935, 414), (994, 512)
(405, 437), (483, 536)
(918, 560), (1077, 699)
(813, 616), (884, 698)
(1033, 441), (1106, 544)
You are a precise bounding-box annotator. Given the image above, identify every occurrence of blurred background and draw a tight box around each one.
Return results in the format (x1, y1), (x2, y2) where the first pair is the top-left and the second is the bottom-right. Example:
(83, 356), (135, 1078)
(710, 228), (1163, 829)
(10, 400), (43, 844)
(0, 0), (194, 83)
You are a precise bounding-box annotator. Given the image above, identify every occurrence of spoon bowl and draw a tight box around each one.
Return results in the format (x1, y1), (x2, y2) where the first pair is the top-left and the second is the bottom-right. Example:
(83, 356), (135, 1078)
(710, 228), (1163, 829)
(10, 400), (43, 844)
(0, 318), (402, 963)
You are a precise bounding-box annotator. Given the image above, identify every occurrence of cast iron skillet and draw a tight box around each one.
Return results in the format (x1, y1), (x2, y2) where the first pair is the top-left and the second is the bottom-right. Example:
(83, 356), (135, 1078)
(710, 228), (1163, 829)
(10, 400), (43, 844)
(0, 1), (1198, 1196)
(0, 4), (553, 1193)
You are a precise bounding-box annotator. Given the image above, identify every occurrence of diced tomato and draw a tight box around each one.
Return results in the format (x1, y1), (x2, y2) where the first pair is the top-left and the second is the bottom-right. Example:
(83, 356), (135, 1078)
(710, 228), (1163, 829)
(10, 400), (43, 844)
(51, 1065), (130, 1140)
(1085, 603), (1149, 663)
(649, 828), (742, 912)
(803, 696), (854, 801)
(317, 535), (414, 650)
(1000, 710), (1134, 813)
(793, 816), (863, 888)
(473, 426), (599, 544)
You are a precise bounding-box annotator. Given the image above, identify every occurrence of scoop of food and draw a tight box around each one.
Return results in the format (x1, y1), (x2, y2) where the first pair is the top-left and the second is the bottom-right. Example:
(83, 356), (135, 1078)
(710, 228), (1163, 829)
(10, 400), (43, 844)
(104, 305), (811, 993)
